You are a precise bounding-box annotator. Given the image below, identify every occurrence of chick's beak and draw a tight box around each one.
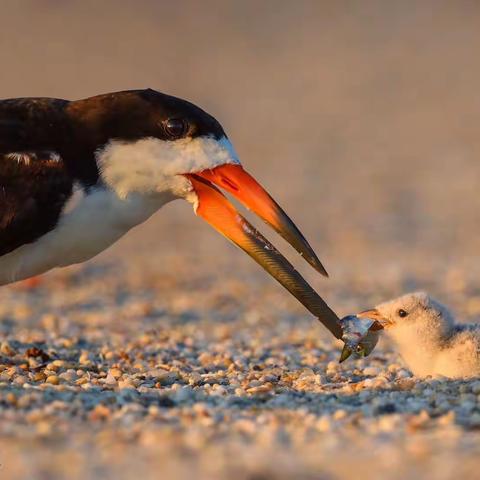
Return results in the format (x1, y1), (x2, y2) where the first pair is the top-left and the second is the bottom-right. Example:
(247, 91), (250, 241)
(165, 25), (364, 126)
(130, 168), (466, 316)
(184, 164), (342, 339)
(357, 309), (388, 329)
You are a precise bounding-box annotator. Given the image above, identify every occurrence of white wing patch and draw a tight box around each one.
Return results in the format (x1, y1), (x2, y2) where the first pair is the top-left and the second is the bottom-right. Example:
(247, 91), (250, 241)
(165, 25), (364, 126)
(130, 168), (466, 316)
(5, 151), (62, 164)
(6, 152), (34, 164)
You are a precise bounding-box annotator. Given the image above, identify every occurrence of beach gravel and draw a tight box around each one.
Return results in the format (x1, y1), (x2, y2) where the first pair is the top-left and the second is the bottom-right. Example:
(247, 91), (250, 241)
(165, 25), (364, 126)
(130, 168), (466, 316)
(0, 257), (480, 480)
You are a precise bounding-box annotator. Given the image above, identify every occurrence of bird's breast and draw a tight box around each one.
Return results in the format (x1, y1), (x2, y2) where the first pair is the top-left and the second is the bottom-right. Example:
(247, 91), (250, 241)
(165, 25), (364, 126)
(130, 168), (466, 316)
(0, 187), (171, 285)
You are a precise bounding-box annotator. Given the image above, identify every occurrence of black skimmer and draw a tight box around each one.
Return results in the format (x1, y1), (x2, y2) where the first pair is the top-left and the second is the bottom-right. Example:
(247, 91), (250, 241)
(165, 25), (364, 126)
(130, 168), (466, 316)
(0, 89), (342, 338)
(357, 292), (480, 378)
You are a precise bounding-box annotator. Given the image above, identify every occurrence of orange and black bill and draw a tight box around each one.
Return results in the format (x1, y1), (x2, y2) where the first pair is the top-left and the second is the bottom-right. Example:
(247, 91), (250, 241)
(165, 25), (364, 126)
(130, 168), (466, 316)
(195, 164), (328, 277)
(185, 167), (342, 339)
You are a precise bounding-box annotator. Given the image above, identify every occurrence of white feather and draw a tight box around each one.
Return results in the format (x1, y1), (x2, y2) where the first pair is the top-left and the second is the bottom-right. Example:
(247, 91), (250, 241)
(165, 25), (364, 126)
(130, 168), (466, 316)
(96, 136), (240, 199)
(6, 153), (34, 164)
(0, 136), (241, 286)
(0, 188), (171, 286)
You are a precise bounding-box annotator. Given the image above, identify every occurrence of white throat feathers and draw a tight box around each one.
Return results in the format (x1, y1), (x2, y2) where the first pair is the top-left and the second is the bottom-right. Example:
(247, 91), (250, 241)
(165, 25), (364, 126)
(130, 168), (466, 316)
(96, 136), (240, 199)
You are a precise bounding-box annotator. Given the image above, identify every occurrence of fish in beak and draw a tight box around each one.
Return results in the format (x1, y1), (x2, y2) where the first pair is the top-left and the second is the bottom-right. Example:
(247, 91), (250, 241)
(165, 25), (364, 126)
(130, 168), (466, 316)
(184, 164), (342, 339)
(338, 311), (385, 363)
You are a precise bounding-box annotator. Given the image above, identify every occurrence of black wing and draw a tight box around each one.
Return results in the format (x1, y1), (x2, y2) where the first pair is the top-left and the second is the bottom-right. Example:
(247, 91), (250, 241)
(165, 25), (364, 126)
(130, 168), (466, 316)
(0, 97), (75, 256)
(0, 152), (73, 256)
(0, 97), (69, 154)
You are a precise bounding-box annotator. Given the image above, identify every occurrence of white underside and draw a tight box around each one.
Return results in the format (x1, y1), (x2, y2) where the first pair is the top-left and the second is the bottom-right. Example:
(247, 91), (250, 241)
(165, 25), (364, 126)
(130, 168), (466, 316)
(0, 135), (240, 286)
(0, 188), (173, 286)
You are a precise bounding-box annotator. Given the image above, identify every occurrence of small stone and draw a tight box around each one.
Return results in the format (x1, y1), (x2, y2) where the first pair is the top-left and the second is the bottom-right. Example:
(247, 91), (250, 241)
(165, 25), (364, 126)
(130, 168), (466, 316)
(58, 370), (76, 382)
(108, 368), (122, 379)
(377, 414), (401, 432)
(363, 366), (381, 376)
(438, 411), (455, 426)
(41, 314), (60, 330)
(198, 352), (214, 366)
(32, 372), (47, 382)
(13, 375), (29, 385)
(89, 404), (111, 421)
(0, 341), (17, 356)
(6, 392), (17, 405)
(175, 386), (194, 402)
(52, 359), (67, 369)
(408, 410), (430, 430)
(118, 379), (136, 389)
(36, 421), (52, 436)
(316, 416), (332, 432)
(79, 351), (92, 365)
(471, 381), (480, 394)
(468, 412), (480, 428)
(25, 347), (50, 361)
(333, 409), (347, 421)
(234, 419), (256, 435)
(45, 362), (60, 372)
(246, 384), (273, 394)
(104, 373), (117, 385)
(188, 372), (202, 385)
(45, 375), (59, 385)
(395, 379), (415, 391)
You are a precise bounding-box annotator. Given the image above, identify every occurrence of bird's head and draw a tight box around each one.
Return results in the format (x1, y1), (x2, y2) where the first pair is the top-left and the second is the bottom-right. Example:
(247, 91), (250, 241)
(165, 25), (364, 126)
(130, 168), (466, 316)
(358, 292), (455, 343)
(67, 89), (333, 317)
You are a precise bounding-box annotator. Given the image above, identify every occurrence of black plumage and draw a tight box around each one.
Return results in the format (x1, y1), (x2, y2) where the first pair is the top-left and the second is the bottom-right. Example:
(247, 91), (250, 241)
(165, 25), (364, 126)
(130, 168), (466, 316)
(0, 89), (225, 256)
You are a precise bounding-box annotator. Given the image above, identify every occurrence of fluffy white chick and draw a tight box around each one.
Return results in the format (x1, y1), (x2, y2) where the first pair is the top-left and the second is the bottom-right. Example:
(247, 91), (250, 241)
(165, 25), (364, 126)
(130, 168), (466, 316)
(358, 292), (479, 378)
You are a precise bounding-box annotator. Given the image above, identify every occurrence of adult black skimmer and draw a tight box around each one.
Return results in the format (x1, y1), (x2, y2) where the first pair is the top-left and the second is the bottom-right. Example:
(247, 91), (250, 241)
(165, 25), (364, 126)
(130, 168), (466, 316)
(0, 89), (342, 337)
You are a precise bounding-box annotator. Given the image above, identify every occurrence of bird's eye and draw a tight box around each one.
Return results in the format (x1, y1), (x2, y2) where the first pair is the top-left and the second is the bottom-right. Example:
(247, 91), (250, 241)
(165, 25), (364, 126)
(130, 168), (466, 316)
(163, 118), (189, 139)
(398, 309), (408, 318)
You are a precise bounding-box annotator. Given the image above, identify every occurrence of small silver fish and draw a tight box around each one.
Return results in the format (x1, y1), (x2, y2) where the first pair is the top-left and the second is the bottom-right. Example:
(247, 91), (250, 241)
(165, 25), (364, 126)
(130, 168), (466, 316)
(339, 315), (382, 362)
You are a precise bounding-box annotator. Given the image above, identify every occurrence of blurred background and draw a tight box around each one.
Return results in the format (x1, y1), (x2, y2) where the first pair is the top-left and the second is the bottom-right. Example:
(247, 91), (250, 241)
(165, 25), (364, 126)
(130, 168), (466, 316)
(2, 2), (480, 479)
(3, 0), (480, 306)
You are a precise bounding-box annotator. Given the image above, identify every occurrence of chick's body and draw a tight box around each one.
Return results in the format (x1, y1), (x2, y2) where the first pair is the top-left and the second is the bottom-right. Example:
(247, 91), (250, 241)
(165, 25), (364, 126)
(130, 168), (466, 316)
(363, 292), (480, 378)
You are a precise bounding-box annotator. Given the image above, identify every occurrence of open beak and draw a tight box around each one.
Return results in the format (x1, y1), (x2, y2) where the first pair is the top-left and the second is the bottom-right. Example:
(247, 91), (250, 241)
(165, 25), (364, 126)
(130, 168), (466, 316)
(193, 164), (328, 277)
(184, 164), (342, 339)
(357, 309), (388, 330)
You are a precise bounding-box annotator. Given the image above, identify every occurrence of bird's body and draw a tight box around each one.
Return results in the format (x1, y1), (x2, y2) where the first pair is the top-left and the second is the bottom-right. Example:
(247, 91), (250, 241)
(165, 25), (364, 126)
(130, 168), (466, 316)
(0, 89), (342, 338)
(359, 292), (480, 378)
(0, 185), (163, 285)
(0, 91), (231, 285)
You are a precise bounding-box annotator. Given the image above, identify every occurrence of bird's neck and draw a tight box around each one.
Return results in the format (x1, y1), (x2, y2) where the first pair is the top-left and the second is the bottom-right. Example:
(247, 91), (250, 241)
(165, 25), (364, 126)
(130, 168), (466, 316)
(388, 322), (453, 377)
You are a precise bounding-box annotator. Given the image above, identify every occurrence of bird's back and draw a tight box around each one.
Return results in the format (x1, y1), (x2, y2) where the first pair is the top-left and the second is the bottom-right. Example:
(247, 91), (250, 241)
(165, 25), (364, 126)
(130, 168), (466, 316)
(0, 151), (73, 256)
(436, 324), (480, 378)
(0, 98), (76, 257)
(0, 97), (70, 154)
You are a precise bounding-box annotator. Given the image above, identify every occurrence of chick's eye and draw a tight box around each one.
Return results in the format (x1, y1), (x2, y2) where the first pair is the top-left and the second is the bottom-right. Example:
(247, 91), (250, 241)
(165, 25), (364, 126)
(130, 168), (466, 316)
(398, 309), (408, 318)
(164, 118), (188, 139)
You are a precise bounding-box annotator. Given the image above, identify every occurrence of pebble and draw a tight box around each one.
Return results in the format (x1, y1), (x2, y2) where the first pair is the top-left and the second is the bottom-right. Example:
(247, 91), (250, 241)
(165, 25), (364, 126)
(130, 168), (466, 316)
(109, 368), (123, 378)
(13, 375), (28, 386)
(0, 341), (17, 356)
(45, 375), (60, 385)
